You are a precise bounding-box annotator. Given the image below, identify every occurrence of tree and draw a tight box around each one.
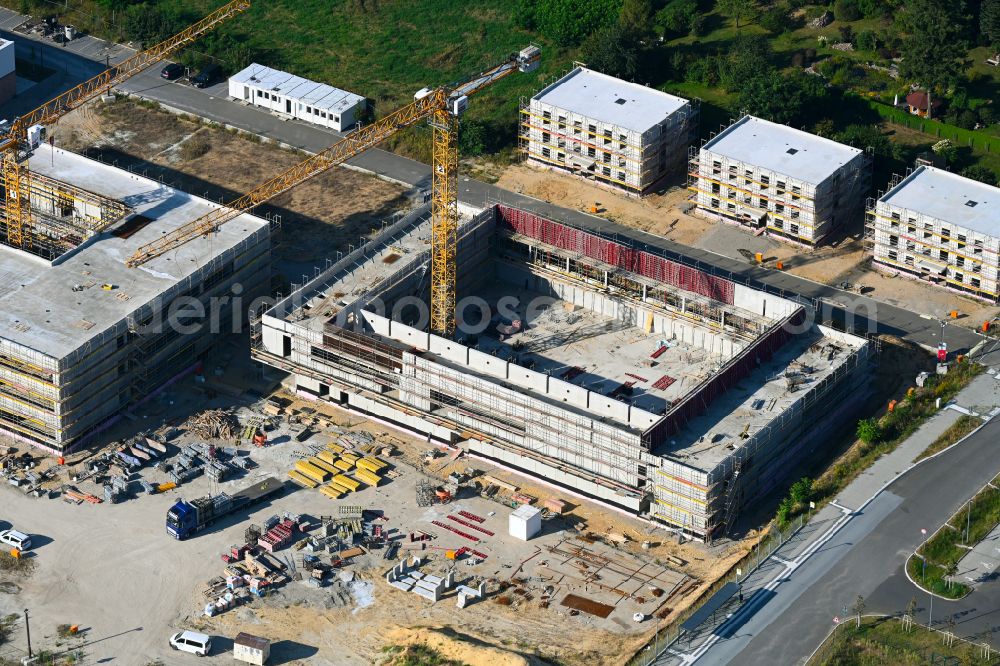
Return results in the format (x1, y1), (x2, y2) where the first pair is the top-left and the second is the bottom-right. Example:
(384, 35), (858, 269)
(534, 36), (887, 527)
(836, 124), (898, 160)
(759, 6), (794, 34)
(655, 0), (699, 36)
(857, 418), (881, 445)
(789, 477), (813, 505)
(718, 33), (773, 91)
(960, 165), (999, 186)
(983, 0), (1000, 49)
(898, 0), (970, 90)
(531, 0), (622, 47)
(581, 23), (642, 80)
(834, 0), (862, 21)
(737, 70), (829, 125)
(856, 29), (878, 51)
(853, 595), (866, 627)
(619, 0), (654, 35)
(717, 0), (758, 30)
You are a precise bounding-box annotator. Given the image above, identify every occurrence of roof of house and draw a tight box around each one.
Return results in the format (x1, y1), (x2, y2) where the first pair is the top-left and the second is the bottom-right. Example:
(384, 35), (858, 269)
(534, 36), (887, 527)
(879, 166), (999, 235)
(230, 63), (363, 114)
(531, 67), (691, 134)
(905, 91), (943, 109)
(700, 115), (863, 185)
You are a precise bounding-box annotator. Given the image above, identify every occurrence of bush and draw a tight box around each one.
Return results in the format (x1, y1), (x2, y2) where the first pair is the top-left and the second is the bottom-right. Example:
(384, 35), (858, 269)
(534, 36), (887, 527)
(834, 0), (862, 21)
(857, 418), (881, 445)
(978, 105), (997, 126)
(960, 165), (999, 186)
(760, 6), (794, 34)
(179, 133), (210, 161)
(839, 25), (855, 44)
(790, 477), (813, 505)
(655, 0), (699, 36)
(856, 30), (877, 51)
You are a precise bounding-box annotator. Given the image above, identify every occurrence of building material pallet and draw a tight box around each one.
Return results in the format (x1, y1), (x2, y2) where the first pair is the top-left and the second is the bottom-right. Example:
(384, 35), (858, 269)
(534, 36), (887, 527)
(652, 375), (676, 390)
(310, 457), (339, 476)
(650, 345), (667, 359)
(354, 468), (381, 487)
(295, 459), (329, 483)
(319, 485), (343, 500)
(431, 520), (480, 543)
(447, 515), (494, 536)
(457, 510), (486, 523)
(334, 474), (360, 492)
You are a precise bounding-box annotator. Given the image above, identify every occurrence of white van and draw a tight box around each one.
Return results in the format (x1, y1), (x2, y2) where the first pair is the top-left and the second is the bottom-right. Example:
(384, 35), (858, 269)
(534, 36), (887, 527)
(169, 630), (212, 656)
(0, 529), (31, 551)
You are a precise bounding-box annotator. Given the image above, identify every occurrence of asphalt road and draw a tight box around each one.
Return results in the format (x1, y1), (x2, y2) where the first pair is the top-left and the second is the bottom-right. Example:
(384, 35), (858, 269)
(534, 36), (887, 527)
(0, 9), (985, 354)
(694, 416), (1000, 665)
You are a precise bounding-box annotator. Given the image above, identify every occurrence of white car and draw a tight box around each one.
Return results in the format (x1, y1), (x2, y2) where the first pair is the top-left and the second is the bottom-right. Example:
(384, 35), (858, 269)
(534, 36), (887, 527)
(0, 529), (31, 551)
(169, 630), (212, 656)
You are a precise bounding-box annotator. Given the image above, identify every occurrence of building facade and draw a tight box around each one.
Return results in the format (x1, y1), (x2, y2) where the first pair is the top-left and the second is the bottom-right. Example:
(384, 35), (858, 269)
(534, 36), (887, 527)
(867, 166), (1000, 301)
(0, 147), (271, 453)
(520, 67), (697, 195)
(0, 39), (15, 106)
(229, 63), (365, 132)
(691, 115), (871, 245)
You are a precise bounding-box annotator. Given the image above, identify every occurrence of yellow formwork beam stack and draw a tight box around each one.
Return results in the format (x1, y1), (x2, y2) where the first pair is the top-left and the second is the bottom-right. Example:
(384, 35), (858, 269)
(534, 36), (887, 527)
(326, 441), (345, 455)
(357, 457), (387, 474)
(329, 479), (353, 494)
(355, 468), (381, 487)
(310, 457), (339, 476)
(334, 459), (354, 472)
(295, 459), (329, 483)
(317, 450), (338, 466)
(334, 474), (361, 492)
(288, 469), (319, 488)
(319, 485), (343, 500)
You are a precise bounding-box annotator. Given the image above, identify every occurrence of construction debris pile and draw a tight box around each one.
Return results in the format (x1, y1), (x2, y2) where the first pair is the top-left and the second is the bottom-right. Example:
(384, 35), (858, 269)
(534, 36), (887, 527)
(189, 409), (242, 440)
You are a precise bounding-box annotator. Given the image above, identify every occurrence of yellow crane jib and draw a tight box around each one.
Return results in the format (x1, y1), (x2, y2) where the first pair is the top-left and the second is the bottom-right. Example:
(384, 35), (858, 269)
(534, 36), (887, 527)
(1, 0), (251, 250)
(125, 45), (542, 337)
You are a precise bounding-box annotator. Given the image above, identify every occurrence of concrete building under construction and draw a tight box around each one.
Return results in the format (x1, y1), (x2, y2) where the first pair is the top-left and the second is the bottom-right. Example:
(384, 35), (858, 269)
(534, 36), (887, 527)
(254, 202), (874, 540)
(691, 115), (871, 246)
(520, 67), (698, 195)
(0, 145), (270, 453)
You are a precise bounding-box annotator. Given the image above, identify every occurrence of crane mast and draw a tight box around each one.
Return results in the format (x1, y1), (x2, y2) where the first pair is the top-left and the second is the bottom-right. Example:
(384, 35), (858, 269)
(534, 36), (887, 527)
(1, 0), (251, 250)
(126, 45), (541, 337)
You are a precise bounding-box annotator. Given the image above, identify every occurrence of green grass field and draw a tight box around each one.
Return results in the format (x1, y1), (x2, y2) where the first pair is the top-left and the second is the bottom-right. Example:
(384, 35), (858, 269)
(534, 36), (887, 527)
(810, 616), (1000, 665)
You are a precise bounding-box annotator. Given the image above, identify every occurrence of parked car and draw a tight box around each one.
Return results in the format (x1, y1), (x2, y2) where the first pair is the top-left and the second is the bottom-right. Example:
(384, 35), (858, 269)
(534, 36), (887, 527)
(190, 64), (219, 88)
(169, 630), (212, 656)
(0, 529), (31, 551)
(161, 63), (184, 80)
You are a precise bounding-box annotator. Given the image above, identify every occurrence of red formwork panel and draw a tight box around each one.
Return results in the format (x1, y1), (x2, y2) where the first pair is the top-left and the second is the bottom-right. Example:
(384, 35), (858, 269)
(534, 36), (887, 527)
(497, 205), (734, 304)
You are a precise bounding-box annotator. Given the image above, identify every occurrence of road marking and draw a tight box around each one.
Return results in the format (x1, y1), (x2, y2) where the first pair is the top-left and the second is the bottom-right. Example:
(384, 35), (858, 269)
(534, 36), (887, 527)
(829, 500), (853, 514)
(681, 510), (856, 664)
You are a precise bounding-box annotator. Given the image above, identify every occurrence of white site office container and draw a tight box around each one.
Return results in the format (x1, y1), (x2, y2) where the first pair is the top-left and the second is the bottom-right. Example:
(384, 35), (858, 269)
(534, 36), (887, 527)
(509, 504), (542, 541)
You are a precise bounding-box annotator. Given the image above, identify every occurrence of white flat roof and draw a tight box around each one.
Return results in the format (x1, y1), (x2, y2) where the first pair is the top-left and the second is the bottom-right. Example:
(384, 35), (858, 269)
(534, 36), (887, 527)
(879, 166), (999, 236)
(230, 63), (364, 114)
(0, 145), (268, 360)
(702, 115), (863, 185)
(532, 67), (690, 134)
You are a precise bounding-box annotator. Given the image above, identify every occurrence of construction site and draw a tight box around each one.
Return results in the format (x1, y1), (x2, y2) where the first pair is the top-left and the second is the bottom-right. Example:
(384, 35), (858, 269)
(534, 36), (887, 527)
(0, 2), (890, 664)
(256, 202), (875, 541)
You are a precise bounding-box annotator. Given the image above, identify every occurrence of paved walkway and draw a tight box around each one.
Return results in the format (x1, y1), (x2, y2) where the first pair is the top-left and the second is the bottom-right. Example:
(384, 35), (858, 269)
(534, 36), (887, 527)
(653, 371), (1000, 665)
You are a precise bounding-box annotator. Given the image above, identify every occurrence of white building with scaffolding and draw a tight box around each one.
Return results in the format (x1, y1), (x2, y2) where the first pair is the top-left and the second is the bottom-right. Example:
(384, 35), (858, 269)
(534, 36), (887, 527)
(691, 115), (871, 245)
(866, 166), (1000, 301)
(520, 67), (698, 195)
(0, 146), (270, 453)
(254, 202), (873, 541)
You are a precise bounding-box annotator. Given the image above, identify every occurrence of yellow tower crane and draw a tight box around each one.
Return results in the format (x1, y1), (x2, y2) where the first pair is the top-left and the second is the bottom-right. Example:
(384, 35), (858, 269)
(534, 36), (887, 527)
(0, 0), (251, 251)
(126, 45), (541, 337)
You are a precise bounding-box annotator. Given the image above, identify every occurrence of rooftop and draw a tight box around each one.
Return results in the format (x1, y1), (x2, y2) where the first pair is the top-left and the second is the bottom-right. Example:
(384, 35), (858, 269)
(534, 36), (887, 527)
(230, 63), (364, 113)
(660, 327), (862, 472)
(532, 67), (691, 134)
(702, 115), (863, 185)
(879, 166), (999, 236)
(0, 145), (269, 360)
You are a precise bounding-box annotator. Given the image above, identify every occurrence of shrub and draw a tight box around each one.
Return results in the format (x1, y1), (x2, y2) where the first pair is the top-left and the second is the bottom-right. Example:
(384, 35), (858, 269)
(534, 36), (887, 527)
(179, 133), (210, 161)
(856, 30), (878, 51)
(834, 0), (862, 21)
(857, 418), (881, 445)
(760, 6), (793, 34)
(655, 0), (699, 36)
(960, 165), (999, 186)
